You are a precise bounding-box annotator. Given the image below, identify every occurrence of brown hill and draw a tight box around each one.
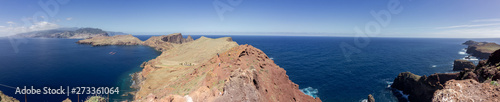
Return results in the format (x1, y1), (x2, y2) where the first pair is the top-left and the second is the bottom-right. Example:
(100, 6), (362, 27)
(131, 34), (320, 102)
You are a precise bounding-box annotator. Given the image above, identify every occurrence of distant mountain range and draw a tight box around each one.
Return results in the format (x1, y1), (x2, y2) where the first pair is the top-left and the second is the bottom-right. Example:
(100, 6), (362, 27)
(13, 27), (129, 39)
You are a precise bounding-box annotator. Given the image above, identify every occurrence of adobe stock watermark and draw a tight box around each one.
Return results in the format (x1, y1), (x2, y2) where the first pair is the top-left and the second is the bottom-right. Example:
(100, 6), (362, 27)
(340, 0), (405, 62)
(213, 0), (243, 21)
(7, 0), (71, 53)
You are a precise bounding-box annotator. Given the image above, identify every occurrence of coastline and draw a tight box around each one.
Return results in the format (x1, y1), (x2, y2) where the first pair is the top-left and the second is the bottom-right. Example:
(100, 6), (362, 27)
(77, 33), (321, 101)
(390, 40), (500, 101)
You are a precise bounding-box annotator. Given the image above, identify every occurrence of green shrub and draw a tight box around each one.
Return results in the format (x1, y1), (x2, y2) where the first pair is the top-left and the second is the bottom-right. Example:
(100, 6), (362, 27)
(490, 81), (499, 86)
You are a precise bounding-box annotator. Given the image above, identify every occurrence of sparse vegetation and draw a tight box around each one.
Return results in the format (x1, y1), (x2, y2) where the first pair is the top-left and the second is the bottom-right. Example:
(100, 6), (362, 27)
(491, 81), (499, 86)
(84, 96), (106, 102)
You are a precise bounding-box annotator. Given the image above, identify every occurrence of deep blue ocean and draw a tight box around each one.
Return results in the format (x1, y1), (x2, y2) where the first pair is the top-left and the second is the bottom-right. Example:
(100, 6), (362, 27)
(1, 35), (499, 102)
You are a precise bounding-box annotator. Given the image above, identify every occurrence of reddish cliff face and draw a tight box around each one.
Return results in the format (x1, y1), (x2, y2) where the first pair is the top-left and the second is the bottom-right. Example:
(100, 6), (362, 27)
(132, 34), (320, 102)
(209, 45), (321, 102)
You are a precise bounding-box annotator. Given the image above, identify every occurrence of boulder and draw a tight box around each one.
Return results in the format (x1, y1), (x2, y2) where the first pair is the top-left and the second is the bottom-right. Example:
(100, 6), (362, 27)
(368, 94), (375, 102)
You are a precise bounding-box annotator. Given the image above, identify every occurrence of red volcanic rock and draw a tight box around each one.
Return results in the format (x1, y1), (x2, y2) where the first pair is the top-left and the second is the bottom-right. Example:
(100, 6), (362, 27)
(433, 79), (500, 102)
(212, 45), (321, 102)
(132, 35), (319, 102)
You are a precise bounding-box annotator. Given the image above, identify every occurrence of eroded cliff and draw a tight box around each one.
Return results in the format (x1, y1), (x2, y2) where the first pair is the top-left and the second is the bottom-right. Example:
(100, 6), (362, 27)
(76, 33), (320, 101)
(392, 46), (500, 102)
(463, 40), (500, 59)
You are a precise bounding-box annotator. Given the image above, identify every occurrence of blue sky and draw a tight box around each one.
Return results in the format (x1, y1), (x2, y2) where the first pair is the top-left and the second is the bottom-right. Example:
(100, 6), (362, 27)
(1, 0), (500, 38)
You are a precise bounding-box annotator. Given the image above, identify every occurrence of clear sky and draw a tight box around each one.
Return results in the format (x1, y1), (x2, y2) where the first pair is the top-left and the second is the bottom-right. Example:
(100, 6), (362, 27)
(1, 0), (499, 38)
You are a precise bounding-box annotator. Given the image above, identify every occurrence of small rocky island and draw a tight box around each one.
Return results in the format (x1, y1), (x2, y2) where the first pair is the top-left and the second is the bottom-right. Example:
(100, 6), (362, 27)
(77, 33), (321, 102)
(390, 40), (500, 102)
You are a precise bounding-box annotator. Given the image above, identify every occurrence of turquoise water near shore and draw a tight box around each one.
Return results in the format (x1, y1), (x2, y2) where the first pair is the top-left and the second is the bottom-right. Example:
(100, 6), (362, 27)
(1, 35), (500, 101)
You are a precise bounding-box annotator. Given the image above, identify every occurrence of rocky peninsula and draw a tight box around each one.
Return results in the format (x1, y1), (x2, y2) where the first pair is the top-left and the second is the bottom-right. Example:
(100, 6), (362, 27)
(391, 40), (500, 102)
(77, 33), (321, 102)
(14, 28), (110, 39)
(463, 40), (500, 59)
(76, 35), (142, 46)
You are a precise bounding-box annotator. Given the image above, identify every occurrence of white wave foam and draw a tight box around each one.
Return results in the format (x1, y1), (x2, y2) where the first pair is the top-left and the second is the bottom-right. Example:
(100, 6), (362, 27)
(360, 99), (368, 102)
(269, 57), (274, 60)
(386, 81), (393, 88)
(389, 81), (410, 102)
(300, 87), (319, 98)
(459, 51), (467, 55)
(395, 90), (409, 100)
(462, 56), (479, 61)
(431, 65), (437, 68)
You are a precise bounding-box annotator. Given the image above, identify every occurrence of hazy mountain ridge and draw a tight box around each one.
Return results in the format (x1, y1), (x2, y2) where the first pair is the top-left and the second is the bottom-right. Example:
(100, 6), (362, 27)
(13, 27), (129, 39)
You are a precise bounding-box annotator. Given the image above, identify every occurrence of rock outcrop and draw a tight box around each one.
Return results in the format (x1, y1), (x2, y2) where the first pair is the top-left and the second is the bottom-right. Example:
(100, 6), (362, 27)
(62, 98), (72, 102)
(368, 94), (375, 102)
(129, 33), (320, 102)
(159, 33), (192, 44)
(76, 35), (143, 46)
(453, 59), (475, 71)
(391, 72), (460, 102)
(467, 49), (500, 83)
(392, 48), (500, 102)
(432, 79), (500, 102)
(463, 40), (500, 59)
(142, 33), (194, 51)
(0, 91), (20, 102)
